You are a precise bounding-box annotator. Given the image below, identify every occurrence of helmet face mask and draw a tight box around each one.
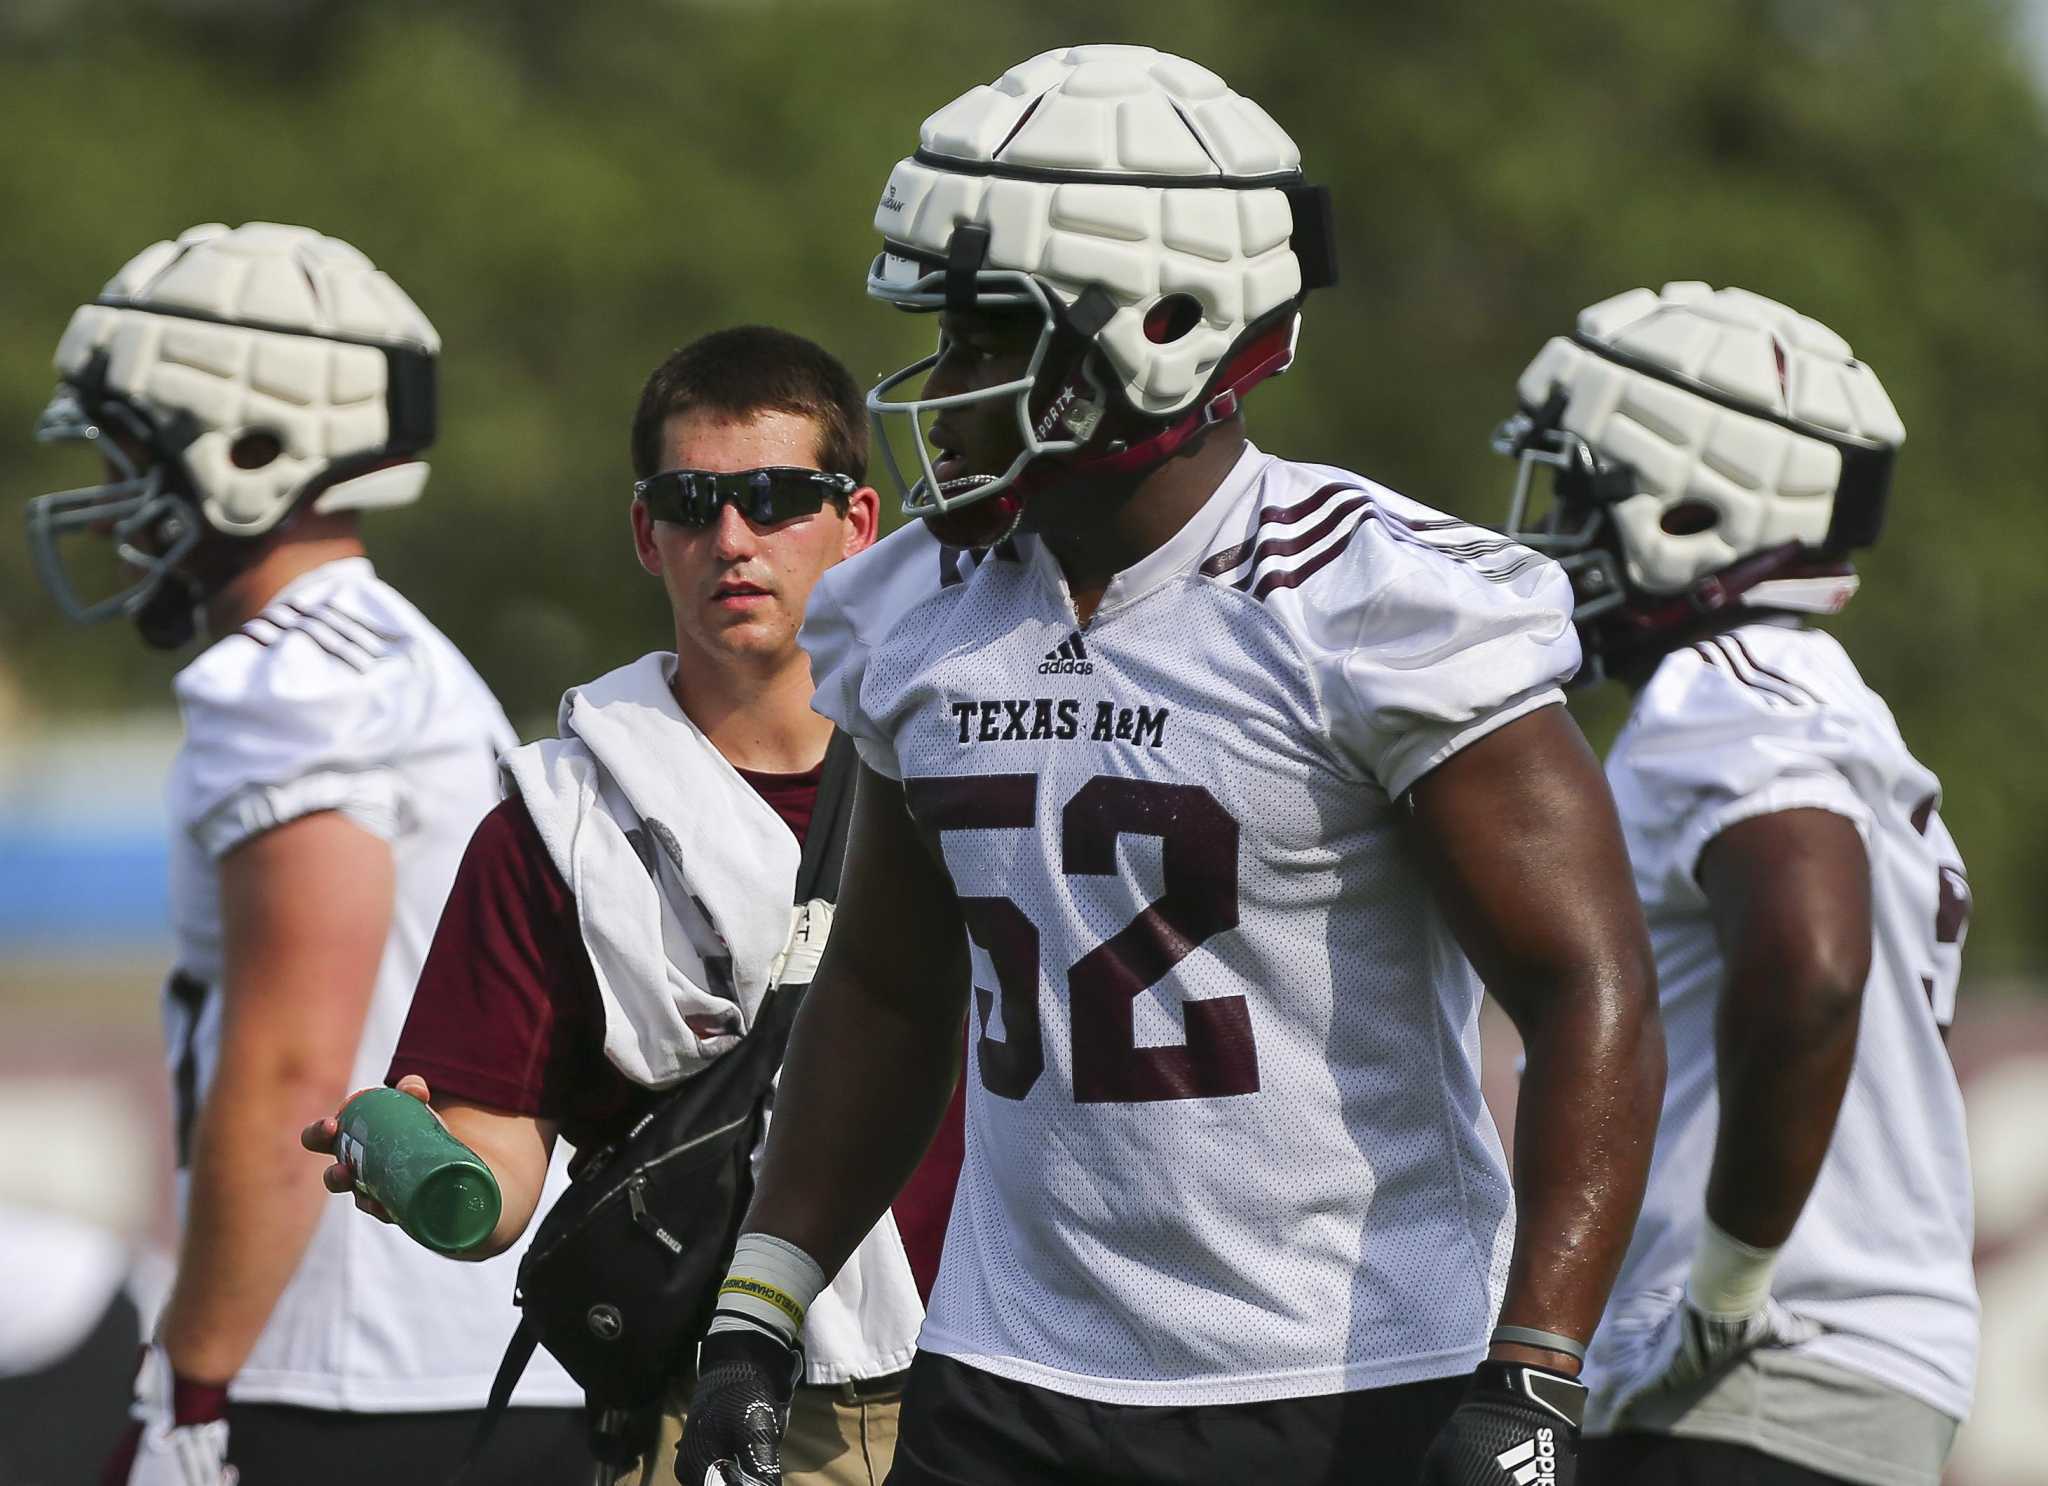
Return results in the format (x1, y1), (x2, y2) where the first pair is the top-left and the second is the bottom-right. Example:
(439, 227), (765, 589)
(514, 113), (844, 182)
(1493, 408), (1633, 629)
(27, 385), (204, 631)
(866, 262), (1092, 525)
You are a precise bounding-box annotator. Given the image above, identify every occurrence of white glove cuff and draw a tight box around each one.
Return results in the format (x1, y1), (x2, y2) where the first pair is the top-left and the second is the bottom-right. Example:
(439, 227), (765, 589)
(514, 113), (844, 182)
(709, 1232), (828, 1347)
(1687, 1215), (1781, 1319)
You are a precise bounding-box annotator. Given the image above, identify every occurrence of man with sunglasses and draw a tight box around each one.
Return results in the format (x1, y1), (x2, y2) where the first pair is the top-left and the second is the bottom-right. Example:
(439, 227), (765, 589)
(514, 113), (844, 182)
(309, 325), (964, 1485)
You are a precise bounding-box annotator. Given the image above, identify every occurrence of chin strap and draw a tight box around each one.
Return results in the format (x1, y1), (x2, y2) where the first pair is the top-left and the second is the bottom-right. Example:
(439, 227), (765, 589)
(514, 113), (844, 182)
(1616, 542), (1853, 633)
(1595, 541), (1857, 669)
(1070, 317), (1299, 482)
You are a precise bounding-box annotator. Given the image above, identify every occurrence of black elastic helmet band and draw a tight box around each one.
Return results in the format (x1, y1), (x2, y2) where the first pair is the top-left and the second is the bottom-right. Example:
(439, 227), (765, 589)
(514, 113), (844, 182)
(1282, 183), (1337, 290)
(382, 344), (438, 456)
(1064, 286), (1119, 341)
(156, 410), (204, 458)
(1819, 440), (1894, 552)
(945, 225), (992, 312)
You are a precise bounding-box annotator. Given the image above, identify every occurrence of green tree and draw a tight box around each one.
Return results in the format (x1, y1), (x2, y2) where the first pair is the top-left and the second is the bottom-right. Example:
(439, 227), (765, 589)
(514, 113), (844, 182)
(2, 0), (2042, 971)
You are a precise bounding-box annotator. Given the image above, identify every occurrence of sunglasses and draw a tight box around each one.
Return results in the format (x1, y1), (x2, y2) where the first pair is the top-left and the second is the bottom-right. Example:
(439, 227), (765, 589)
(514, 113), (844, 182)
(633, 466), (856, 528)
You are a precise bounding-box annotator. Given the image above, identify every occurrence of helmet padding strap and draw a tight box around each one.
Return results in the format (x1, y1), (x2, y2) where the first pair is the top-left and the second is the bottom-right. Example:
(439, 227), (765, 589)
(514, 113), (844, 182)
(1611, 541), (1835, 637)
(1064, 286), (1119, 340)
(1282, 183), (1338, 290)
(945, 226), (992, 311)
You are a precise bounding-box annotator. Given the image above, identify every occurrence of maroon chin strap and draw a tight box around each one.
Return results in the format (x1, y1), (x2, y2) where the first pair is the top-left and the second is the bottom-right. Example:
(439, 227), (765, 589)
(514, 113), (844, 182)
(1600, 540), (1854, 654)
(1073, 319), (1299, 480)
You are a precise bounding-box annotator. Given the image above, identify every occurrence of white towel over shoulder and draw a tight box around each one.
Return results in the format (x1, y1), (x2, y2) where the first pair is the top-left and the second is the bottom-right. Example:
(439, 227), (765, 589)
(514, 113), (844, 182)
(501, 652), (799, 1087)
(501, 651), (924, 1384)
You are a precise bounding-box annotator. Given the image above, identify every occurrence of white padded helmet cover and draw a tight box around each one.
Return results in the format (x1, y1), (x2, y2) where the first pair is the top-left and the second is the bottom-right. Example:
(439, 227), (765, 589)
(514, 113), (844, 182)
(872, 45), (1306, 417)
(1515, 282), (1904, 595)
(50, 222), (440, 538)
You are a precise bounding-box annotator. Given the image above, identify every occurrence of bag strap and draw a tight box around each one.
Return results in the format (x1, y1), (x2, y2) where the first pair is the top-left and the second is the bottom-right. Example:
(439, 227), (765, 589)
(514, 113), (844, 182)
(745, 978), (809, 1068)
(447, 1318), (656, 1482)
(457, 735), (851, 1481)
(445, 1315), (539, 1483)
(793, 730), (857, 907)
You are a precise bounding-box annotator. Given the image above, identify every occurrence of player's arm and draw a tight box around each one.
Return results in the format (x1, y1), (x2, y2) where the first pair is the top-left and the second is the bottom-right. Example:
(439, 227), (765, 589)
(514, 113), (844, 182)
(1404, 703), (1664, 1371)
(746, 761), (970, 1267)
(301, 795), (578, 1258)
(301, 1076), (559, 1259)
(157, 810), (393, 1383)
(1694, 808), (1871, 1262)
(677, 763), (967, 1486)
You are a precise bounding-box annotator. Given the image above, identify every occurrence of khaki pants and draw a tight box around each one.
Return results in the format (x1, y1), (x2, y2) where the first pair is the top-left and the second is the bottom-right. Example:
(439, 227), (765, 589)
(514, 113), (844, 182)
(621, 1374), (902, 1486)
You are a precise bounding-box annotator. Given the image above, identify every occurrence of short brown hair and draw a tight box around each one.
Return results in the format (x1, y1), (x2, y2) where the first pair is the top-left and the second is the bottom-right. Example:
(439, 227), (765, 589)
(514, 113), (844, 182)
(629, 326), (868, 489)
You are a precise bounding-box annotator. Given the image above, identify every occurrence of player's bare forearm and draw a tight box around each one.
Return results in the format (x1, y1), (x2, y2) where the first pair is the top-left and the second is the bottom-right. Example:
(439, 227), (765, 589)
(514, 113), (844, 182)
(1497, 963), (1664, 1364)
(162, 812), (393, 1382)
(1698, 809), (1872, 1248)
(1405, 705), (1663, 1368)
(160, 1048), (343, 1380)
(745, 765), (970, 1275)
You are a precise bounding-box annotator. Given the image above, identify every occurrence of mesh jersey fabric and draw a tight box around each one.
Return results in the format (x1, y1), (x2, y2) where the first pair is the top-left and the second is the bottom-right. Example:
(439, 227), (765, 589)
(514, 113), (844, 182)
(163, 556), (581, 1412)
(799, 444), (1580, 1406)
(1585, 622), (1977, 1431)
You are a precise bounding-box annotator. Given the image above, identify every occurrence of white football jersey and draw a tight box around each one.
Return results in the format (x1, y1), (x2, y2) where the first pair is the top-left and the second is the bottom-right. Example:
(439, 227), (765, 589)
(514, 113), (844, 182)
(1586, 621), (1977, 1426)
(802, 444), (1580, 1405)
(164, 557), (580, 1411)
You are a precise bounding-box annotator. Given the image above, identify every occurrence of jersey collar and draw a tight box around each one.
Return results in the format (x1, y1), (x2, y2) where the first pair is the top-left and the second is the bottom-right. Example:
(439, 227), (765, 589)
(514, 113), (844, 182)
(255, 554), (378, 614)
(1072, 441), (1275, 621)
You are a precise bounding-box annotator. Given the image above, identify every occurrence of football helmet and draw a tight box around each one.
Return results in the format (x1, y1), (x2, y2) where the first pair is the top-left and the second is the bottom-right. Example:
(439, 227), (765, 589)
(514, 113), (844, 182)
(1495, 282), (1904, 679)
(865, 44), (1336, 543)
(27, 221), (439, 648)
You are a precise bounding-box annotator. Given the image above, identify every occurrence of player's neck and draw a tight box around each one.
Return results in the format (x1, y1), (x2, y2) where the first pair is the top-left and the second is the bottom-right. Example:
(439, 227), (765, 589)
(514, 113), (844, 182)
(670, 648), (834, 775)
(1039, 422), (1246, 623)
(202, 519), (367, 637)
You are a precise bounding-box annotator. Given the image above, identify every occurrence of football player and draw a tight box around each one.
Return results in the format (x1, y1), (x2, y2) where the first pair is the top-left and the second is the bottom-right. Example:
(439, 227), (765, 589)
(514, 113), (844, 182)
(1492, 284), (1978, 1485)
(675, 46), (1664, 1486)
(25, 223), (585, 1483)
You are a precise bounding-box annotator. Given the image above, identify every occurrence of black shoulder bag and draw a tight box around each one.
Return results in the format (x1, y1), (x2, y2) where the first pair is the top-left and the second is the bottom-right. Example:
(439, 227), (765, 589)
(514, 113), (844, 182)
(454, 732), (857, 1476)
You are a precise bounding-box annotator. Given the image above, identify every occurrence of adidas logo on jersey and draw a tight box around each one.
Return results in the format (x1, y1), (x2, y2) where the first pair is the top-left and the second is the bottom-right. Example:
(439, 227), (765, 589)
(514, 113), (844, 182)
(1495, 1429), (1556, 1486)
(1039, 632), (1093, 675)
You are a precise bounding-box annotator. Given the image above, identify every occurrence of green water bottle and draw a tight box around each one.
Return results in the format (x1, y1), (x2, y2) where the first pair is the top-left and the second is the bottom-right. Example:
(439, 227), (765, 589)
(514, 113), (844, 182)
(337, 1087), (502, 1256)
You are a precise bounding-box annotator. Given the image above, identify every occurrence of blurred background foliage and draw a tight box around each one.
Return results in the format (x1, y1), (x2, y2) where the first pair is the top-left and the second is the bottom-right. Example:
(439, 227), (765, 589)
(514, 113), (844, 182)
(1, 0), (2043, 973)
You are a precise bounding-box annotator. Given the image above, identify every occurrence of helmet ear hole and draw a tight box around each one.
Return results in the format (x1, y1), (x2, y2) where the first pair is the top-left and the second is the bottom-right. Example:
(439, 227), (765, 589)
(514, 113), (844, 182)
(1143, 294), (1203, 345)
(1659, 500), (1719, 536)
(230, 431), (283, 470)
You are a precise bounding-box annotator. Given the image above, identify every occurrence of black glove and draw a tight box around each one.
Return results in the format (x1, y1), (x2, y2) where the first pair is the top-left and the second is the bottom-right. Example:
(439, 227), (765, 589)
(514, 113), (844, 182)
(1415, 1361), (1585, 1486)
(674, 1327), (802, 1486)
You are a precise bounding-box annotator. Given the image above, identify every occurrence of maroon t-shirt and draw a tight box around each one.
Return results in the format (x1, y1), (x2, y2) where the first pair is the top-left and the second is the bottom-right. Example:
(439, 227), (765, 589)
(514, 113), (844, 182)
(390, 761), (963, 1301)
